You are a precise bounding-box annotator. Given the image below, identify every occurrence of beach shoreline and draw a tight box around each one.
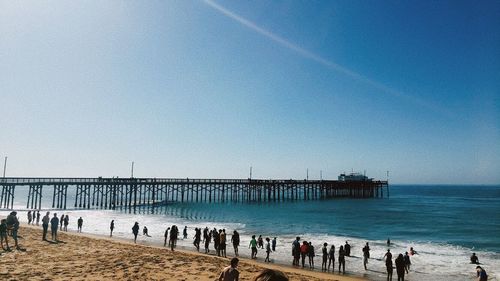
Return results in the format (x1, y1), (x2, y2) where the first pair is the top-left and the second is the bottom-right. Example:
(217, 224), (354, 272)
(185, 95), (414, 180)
(1, 225), (366, 281)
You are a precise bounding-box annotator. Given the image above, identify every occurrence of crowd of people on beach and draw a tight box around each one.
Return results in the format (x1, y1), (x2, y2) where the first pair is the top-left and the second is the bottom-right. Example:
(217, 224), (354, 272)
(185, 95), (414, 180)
(0, 210), (491, 281)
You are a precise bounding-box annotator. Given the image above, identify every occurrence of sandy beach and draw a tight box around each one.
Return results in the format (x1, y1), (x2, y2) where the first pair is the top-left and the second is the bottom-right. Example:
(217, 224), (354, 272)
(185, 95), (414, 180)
(0, 225), (366, 281)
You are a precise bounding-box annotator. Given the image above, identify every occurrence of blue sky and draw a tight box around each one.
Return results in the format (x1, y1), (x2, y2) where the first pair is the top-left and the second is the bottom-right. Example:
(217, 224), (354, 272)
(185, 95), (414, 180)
(0, 0), (499, 184)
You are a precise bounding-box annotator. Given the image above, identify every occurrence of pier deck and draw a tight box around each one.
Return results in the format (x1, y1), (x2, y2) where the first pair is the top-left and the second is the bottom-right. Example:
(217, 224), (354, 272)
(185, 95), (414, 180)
(0, 177), (388, 210)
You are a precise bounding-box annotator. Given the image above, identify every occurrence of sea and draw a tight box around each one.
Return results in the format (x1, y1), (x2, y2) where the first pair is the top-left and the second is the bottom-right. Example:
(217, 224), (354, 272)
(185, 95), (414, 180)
(1, 184), (499, 281)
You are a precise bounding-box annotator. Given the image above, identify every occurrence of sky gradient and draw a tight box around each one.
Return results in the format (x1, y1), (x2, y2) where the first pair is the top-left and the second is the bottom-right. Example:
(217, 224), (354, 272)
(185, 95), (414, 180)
(1, 0), (499, 184)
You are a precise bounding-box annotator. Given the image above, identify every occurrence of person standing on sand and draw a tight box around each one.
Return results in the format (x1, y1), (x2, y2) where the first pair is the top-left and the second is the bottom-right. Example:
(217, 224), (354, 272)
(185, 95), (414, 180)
(300, 241), (308, 268)
(363, 242), (370, 270)
(132, 222), (139, 243)
(395, 253), (405, 281)
(42, 212), (50, 240)
(170, 225), (178, 251)
(194, 228), (201, 251)
(258, 235), (264, 249)
(36, 211), (41, 226)
(220, 229), (227, 258)
(384, 249), (393, 281)
(164, 227), (170, 247)
(0, 219), (10, 251)
(292, 237), (301, 266)
(308, 242), (315, 269)
(77, 217), (83, 233)
(404, 252), (411, 273)
(272, 237), (277, 252)
(231, 230), (240, 256)
(183, 226), (188, 239)
(265, 237), (271, 262)
(60, 214), (64, 231)
(218, 257), (239, 281)
(328, 244), (335, 272)
(27, 211), (32, 225)
(110, 220), (115, 237)
(63, 215), (69, 232)
(321, 243), (328, 271)
(6, 212), (20, 249)
(50, 213), (59, 241)
(338, 245), (346, 274)
(204, 230), (211, 254)
(249, 235), (258, 259)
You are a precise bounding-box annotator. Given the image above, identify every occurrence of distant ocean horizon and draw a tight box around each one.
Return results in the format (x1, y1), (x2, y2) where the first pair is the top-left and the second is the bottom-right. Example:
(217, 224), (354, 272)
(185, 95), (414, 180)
(2, 184), (499, 281)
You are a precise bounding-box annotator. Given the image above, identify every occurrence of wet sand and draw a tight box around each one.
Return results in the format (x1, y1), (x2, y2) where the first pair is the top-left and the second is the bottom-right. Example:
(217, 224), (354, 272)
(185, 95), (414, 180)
(0, 225), (366, 281)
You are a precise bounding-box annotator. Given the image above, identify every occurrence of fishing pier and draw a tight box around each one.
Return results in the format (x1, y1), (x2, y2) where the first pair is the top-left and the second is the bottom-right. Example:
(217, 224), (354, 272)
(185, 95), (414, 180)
(0, 177), (388, 210)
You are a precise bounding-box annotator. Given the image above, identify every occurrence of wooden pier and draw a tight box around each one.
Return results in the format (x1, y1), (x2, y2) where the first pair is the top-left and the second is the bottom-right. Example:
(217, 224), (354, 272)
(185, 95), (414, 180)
(0, 177), (388, 210)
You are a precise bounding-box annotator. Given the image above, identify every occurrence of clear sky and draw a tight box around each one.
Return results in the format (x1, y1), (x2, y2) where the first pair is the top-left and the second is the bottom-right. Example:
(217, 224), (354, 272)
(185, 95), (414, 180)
(1, 0), (499, 184)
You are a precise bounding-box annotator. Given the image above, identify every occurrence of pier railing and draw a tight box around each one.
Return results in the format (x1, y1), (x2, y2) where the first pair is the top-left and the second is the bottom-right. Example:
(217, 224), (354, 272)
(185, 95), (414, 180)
(0, 177), (388, 210)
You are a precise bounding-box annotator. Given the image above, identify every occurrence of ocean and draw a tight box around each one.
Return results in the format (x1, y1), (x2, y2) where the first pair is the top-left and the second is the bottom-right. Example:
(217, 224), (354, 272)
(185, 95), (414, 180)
(2, 184), (499, 280)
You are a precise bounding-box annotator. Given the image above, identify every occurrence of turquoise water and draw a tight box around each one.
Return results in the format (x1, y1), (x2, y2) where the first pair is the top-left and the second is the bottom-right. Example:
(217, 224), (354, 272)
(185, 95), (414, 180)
(149, 185), (500, 252)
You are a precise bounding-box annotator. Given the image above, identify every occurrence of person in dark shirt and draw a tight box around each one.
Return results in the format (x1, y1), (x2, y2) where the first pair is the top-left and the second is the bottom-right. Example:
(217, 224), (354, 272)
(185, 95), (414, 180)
(50, 213), (59, 241)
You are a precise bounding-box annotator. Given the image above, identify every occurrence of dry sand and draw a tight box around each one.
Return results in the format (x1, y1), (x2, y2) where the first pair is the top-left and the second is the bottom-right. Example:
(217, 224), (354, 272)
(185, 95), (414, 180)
(0, 225), (366, 281)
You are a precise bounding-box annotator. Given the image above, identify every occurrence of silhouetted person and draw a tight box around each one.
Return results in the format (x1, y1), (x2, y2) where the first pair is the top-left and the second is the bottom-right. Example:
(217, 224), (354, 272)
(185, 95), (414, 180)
(272, 237), (277, 252)
(164, 227), (170, 247)
(321, 243), (328, 271)
(328, 244), (335, 272)
(344, 241), (351, 256)
(363, 242), (370, 270)
(384, 249), (393, 281)
(308, 242), (315, 269)
(27, 211), (32, 225)
(265, 237), (271, 262)
(258, 235), (264, 249)
(231, 230), (240, 256)
(471, 253), (479, 264)
(50, 213), (59, 241)
(395, 253), (405, 281)
(404, 252), (411, 273)
(220, 229), (227, 257)
(338, 245), (346, 274)
(0, 219), (10, 251)
(292, 237), (300, 266)
(36, 211), (40, 226)
(77, 217), (83, 233)
(42, 212), (50, 241)
(183, 226), (188, 239)
(110, 220), (115, 237)
(59, 214), (64, 231)
(170, 225), (178, 251)
(143, 226), (151, 237)
(132, 222), (139, 243)
(63, 215), (69, 232)
(387, 238), (391, 246)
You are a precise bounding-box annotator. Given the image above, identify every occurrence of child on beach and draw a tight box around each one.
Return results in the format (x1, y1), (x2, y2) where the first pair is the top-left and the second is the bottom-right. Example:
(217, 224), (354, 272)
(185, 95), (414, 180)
(300, 241), (308, 268)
